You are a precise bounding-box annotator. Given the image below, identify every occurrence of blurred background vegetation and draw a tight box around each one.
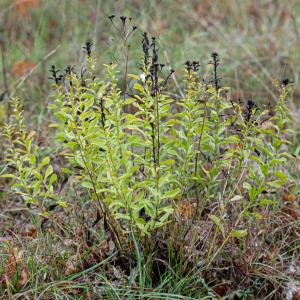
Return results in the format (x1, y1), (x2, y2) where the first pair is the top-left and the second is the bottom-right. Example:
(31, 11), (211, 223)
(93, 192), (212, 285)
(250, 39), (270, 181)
(1, 2), (300, 297)
(1, 0), (300, 126)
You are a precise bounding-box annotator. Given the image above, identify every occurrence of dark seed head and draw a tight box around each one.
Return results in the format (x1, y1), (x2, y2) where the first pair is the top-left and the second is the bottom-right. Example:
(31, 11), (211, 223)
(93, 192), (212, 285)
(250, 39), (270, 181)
(281, 78), (293, 86)
(65, 65), (74, 75)
(247, 99), (255, 108)
(83, 41), (93, 57)
(120, 16), (127, 26)
(0, 90), (7, 102)
(211, 52), (219, 59)
(108, 15), (115, 21)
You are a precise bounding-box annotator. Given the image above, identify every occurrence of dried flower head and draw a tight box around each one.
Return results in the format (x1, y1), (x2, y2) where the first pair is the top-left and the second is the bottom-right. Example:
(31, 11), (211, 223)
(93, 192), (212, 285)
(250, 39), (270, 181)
(244, 99), (256, 122)
(209, 52), (221, 91)
(108, 15), (115, 22)
(120, 16), (127, 27)
(142, 32), (150, 66)
(83, 41), (93, 57)
(49, 65), (63, 85)
(281, 78), (293, 86)
(185, 60), (200, 73)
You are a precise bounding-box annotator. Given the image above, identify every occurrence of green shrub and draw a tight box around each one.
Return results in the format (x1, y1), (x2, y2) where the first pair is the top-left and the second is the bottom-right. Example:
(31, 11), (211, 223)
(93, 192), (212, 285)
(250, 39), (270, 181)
(1, 28), (296, 297)
(2, 98), (66, 218)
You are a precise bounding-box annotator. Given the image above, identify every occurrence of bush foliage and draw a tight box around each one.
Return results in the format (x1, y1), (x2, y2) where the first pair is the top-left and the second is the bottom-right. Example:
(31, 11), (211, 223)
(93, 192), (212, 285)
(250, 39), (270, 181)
(1, 20), (298, 299)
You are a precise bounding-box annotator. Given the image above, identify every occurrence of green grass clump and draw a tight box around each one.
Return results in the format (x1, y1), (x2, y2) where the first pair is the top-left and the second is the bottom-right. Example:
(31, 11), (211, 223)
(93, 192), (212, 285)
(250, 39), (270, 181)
(0, 17), (299, 300)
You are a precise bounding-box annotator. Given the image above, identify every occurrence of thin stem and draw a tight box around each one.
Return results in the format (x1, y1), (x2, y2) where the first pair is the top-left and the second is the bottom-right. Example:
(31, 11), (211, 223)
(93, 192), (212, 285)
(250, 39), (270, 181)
(194, 103), (207, 177)
(0, 45), (9, 97)
(183, 103), (207, 239)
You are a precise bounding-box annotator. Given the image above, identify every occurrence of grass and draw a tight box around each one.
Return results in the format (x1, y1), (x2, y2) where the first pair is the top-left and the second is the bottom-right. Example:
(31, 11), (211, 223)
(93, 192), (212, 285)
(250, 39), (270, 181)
(2, 1), (300, 109)
(1, 1), (300, 299)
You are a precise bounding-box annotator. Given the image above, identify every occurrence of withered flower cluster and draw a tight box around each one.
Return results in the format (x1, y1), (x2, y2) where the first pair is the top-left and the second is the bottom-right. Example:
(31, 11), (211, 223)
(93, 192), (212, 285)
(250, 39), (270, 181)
(108, 15), (137, 39)
(83, 41), (93, 57)
(49, 65), (64, 85)
(185, 60), (200, 73)
(141, 33), (174, 96)
(244, 99), (256, 123)
(209, 52), (221, 91)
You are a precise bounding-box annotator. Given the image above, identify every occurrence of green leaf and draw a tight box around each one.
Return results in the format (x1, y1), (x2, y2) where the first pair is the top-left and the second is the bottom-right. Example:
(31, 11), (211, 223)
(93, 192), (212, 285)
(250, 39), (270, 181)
(230, 229), (247, 238)
(32, 182), (41, 197)
(252, 212), (263, 220)
(270, 158), (286, 166)
(243, 182), (251, 191)
(49, 173), (58, 185)
(159, 212), (171, 223)
(33, 171), (43, 181)
(30, 154), (36, 165)
(210, 214), (225, 237)
(249, 186), (257, 202)
(268, 180), (285, 188)
(115, 213), (131, 220)
(44, 165), (53, 181)
(61, 168), (73, 175)
(133, 83), (145, 93)
(249, 154), (263, 165)
(128, 73), (140, 80)
(273, 171), (287, 181)
(260, 163), (269, 178)
(279, 152), (294, 159)
(210, 214), (220, 225)
(161, 188), (181, 199)
(259, 199), (277, 206)
(230, 195), (243, 202)
(81, 181), (94, 189)
(160, 205), (174, 214)
(24, 195), (38, 205)
(222, 135), (241, 144)
(135, 218), (146, 231)
(0, 174), (16, 179)
(57, 201), (68, 208)
(84, 96), (94, 111)
(96, 188), (112, 193)
(74, 155), (86, 169)
(260, 146), (273, 157)
(160, 159), (175, 166)
(40, 156), (50, 169)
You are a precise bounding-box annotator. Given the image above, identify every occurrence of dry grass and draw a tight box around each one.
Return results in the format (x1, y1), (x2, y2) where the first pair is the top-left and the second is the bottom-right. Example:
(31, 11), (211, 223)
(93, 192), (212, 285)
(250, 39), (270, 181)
(1, 1), (300, 299)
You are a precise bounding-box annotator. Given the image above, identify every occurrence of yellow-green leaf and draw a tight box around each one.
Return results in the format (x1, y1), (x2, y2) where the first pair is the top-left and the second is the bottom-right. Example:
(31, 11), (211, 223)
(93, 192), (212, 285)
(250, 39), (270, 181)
(45, 165), (53, 180)
(40, 156), (50, 169)
(230, 229), (247, 238)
